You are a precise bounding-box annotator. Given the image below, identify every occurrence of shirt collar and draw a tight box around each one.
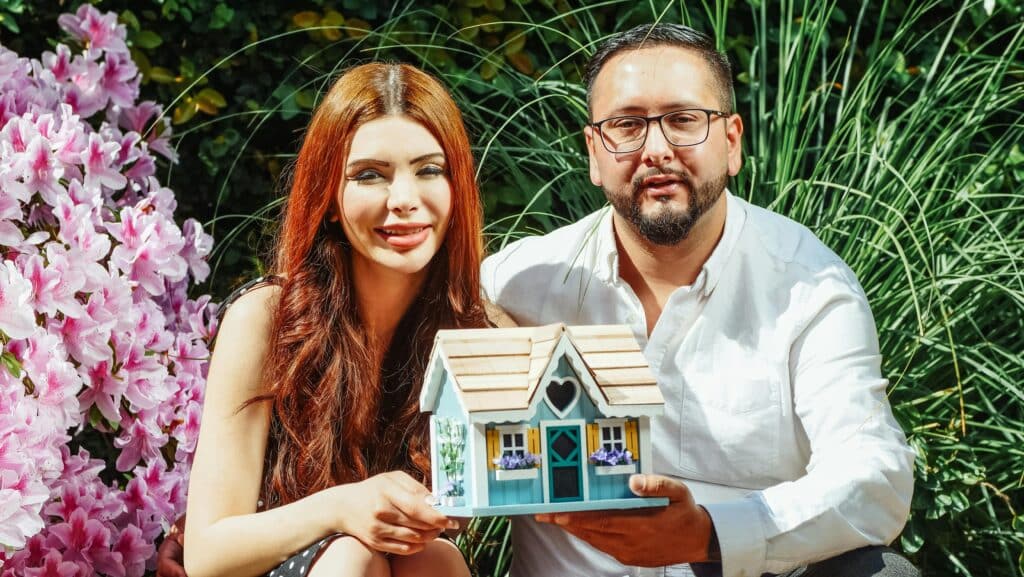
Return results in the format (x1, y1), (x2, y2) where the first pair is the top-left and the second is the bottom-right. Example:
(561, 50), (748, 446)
(595, 189), (746, 298)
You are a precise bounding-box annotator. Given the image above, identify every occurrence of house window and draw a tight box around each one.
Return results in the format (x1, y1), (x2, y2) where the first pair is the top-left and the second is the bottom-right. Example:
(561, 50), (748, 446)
(596, 419), (626, 452)
(498, 425), (529, 457)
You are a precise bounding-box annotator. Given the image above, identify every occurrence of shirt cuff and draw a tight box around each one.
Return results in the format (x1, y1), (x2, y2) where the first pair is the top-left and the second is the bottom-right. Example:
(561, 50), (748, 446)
(702, 498), (767, 577)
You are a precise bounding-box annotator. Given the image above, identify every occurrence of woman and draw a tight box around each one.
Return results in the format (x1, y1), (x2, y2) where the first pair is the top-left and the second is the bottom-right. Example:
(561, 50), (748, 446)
(182, 62), (488, 577)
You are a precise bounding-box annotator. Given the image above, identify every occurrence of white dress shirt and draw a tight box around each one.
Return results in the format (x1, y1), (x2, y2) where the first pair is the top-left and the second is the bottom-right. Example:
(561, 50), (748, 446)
(481, 191), (915, 577)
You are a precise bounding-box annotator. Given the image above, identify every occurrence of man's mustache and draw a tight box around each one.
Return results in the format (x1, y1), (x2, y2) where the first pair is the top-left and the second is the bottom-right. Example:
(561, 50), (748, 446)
(631, 168), (693, 198)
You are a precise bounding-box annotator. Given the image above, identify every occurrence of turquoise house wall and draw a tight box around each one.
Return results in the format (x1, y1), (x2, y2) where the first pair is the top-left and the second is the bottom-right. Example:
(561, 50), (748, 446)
(432, 372), (472, 505)
(486, 355), (635, 505)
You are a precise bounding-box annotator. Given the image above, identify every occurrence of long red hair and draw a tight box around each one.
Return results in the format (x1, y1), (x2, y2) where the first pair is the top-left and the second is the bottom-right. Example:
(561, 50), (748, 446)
(259, 63), (486, 506)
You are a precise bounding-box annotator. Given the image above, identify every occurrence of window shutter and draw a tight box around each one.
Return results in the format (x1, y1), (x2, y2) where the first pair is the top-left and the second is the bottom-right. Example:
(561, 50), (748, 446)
(527, 427), (540, 456)
(625, 420), (639, 460)
(487, 428), (499, 469)
(587, 423), (598, 456)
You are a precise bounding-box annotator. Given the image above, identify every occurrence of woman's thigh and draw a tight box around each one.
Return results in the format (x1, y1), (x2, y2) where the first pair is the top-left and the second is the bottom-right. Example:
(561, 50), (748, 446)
(389, 538), (469, 577)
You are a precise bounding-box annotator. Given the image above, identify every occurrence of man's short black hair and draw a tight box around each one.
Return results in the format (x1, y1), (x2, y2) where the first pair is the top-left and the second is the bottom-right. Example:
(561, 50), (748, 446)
(584, 23), (734, 117)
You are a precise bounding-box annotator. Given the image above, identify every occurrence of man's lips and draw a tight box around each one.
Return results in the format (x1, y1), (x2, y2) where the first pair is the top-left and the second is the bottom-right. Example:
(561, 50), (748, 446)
(374, 224), (432, 249)
(638, 176), (685, 199)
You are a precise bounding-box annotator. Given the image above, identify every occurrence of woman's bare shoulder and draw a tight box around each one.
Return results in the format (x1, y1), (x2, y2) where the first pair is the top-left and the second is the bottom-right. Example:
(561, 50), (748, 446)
(216, 283), (282, 348)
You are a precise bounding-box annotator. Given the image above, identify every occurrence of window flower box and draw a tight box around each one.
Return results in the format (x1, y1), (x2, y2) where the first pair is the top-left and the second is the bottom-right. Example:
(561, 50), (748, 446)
(589, 447), (635, 475)
(594, 463), (637, 476)
(495, 468), (540, 481)
(493, 451), (541, 481)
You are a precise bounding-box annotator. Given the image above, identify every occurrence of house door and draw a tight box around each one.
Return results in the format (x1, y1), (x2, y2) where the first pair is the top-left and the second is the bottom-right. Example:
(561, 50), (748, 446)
(546, 425), (583, 502)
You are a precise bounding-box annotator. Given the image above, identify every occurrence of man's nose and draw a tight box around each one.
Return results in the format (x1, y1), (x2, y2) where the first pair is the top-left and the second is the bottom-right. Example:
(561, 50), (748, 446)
(640, 120), (673, 166)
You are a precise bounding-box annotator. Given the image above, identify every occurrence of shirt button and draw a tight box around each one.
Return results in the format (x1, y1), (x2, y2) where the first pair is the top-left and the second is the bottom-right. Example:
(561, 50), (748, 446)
(626, 314), (638, 324)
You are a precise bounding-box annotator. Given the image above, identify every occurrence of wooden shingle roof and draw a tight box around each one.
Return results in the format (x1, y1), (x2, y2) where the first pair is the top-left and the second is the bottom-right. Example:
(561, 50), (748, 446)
(422, 323), (663, 416)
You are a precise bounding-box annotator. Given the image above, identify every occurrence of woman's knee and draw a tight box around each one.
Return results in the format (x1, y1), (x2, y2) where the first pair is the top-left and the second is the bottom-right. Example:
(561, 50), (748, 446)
(389, 539), (469, 577)
(307, 536), (390, 577)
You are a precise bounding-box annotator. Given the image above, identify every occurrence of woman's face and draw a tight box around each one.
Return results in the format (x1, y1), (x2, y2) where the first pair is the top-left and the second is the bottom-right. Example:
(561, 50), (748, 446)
(336, 114), (453, 280)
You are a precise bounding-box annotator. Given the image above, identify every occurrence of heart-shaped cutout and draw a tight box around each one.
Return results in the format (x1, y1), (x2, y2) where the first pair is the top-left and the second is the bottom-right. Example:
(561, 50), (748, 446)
(545, 377), (579, 417)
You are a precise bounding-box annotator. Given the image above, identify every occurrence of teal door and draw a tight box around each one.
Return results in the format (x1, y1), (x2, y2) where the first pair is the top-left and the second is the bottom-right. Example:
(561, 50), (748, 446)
(546, 425), (583, 502)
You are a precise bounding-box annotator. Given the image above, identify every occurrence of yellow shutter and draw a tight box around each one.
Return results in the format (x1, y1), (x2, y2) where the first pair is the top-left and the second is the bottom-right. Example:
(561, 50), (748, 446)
(587, 423), (598, 456)
(625, 420), (638, 461)
(486, 428), (499, 469)
(527, 428), (540, 457)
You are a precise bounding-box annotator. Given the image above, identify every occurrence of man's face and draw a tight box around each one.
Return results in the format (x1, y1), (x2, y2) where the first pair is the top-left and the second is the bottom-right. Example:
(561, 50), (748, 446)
(584, 45), (743, 245)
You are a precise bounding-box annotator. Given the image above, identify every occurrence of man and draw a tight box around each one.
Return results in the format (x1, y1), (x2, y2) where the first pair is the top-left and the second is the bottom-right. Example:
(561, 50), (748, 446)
(480, 23), (919, 577)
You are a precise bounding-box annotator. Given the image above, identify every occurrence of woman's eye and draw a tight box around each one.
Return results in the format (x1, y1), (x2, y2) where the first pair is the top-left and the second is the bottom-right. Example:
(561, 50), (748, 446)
(418, 164), (446, 177)
(351, 169), (384, 182)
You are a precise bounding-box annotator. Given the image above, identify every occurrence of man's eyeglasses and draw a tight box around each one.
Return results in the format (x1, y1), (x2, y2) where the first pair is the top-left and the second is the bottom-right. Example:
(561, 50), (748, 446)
(590, 108), (730, 154)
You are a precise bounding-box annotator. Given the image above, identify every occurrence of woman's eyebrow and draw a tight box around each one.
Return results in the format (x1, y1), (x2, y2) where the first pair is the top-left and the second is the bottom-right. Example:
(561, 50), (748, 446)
(346, 158), (389, 169)
(410, 152), (445, 163)
(346, 152), (444, 169)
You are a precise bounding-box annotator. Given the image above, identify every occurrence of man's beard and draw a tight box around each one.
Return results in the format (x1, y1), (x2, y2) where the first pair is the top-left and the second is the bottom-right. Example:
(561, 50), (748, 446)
(606, 168), (728, 246)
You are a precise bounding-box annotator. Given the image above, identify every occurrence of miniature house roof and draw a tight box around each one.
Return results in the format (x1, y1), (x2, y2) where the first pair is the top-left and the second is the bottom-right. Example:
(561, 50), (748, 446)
(419, 324), (664, 422)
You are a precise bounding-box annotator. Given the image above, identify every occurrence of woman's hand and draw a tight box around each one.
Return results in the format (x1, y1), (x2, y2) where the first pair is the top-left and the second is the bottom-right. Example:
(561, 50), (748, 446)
(336, 471), (457, 556)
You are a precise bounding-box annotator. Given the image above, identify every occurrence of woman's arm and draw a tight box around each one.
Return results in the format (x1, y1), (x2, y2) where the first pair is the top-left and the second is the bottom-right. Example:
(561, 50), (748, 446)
(184, 284), (342, 577)
(183, 286), (454, 577)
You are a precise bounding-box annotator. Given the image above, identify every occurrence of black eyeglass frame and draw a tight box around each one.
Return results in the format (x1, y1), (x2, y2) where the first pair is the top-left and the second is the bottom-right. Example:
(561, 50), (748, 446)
(589, 108), (730, 154)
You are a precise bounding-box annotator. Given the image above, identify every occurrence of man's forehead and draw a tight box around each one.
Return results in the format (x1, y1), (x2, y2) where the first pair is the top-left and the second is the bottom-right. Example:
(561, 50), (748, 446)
(590, 45), (714, 115)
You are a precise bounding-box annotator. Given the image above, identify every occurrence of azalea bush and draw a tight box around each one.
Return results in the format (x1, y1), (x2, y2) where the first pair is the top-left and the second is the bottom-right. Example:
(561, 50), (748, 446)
(0, 5), (214, 576)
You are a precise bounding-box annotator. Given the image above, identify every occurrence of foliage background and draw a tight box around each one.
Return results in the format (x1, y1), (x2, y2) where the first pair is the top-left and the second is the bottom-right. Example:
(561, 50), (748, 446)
(2, 0), (1022, 576)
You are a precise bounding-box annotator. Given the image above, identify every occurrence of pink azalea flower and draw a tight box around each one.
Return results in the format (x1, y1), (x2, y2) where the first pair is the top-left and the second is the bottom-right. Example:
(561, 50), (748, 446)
(78, 360), (124, 424)
(0, 260), (37, 339)
(51, 105), (89, 168)
(0, 470), (49, 549)
(111, 524), (152, 577)
(80, 133), (126, 192)
(57, 5), (129, 57)
(107, 206), (187, 295)
(23, 550), (80, 577)
(99, 52), (139, 109)
(112, 413), (167, 472)
(22, 251), (87, 319)
(45, 507), (114, 569)
(182, 218), (213, 282)
(17, 134), (67, 206)
(112, 101), (177, 164)
(41, 45), (74, 83)
(117, 338), (171, 412)
(54, 311), (115, 369)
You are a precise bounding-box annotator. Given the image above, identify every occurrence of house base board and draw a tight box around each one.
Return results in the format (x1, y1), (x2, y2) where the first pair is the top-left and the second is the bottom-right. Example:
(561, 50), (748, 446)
(435, 496), (669, 517)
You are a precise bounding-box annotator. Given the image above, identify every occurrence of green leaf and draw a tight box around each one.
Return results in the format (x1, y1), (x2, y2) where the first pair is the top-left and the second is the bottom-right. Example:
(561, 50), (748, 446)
(147, 66), (177, 84)
(209, 3), (234, 30)
(900, 520), (924, 554)
(1, 351), (22, 377)
(0, 13), (20, 34)
(134, 30), (163, 49)
(120, 9), (140, 31)
(292, 10), (319, 28)
(197, 87), (227, 108)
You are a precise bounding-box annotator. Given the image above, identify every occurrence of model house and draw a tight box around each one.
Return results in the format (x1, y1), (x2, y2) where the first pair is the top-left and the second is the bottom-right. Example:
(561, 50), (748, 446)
(419, 323), (668, 516)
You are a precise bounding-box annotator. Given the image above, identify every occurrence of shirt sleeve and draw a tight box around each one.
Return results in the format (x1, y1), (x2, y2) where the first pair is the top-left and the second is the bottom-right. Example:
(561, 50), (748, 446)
(704, 264), (915, 577)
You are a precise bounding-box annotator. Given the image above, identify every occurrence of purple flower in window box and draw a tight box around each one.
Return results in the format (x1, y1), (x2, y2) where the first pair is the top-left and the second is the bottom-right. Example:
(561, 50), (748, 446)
(589, 447), (634, 466)
(493, 451), (541, 470)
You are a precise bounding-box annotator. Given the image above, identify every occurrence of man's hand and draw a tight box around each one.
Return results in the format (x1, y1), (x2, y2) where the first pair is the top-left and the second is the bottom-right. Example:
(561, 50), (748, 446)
(156, 515), (187, 577)
(535, 474), (713, 567)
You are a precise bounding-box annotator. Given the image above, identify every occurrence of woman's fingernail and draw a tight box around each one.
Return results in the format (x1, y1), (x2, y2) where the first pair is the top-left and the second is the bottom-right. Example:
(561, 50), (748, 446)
(447, 520), (460, 530)
(424, 494), (440, 506)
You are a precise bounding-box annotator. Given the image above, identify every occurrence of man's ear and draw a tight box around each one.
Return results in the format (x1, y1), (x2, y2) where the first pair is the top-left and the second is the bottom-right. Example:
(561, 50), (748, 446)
(584, 124), (603, 187)
(726, 114), (744, 177)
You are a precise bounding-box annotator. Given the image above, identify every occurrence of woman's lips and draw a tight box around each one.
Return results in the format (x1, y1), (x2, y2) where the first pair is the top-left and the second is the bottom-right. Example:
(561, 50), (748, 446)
(375, 225), (431, 249)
